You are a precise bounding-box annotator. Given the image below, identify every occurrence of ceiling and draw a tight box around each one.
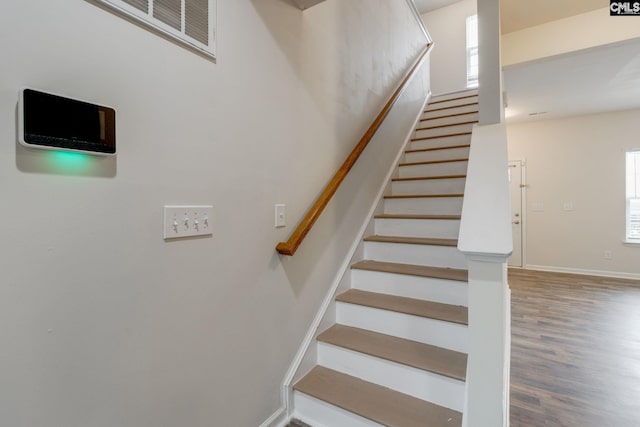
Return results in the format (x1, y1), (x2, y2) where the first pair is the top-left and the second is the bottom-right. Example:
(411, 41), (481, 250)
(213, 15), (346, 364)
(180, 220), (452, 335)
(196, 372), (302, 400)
(414, 0), (460, 15)
(414, 0), (607, 33)
(415, 0), (640, 123)
(500, 0), (606, 34)
(503, 38), (640, 123)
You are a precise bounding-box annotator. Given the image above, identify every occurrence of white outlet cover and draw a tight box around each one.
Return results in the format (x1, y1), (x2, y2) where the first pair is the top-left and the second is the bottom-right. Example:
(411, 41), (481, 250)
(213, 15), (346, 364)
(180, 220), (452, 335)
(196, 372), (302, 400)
(164, 205), (213, 239)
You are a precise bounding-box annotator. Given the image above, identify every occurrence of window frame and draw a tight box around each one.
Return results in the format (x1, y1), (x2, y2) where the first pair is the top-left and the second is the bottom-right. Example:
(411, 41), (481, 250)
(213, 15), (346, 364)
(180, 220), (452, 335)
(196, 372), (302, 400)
(626, 149), (640, 243)
(466, 14), (478, 89)
(93, 0), (216, 60)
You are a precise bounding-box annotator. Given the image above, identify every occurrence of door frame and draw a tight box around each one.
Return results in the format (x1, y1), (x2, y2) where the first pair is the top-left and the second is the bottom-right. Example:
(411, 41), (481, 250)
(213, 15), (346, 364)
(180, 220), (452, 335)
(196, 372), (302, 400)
(509, 159), (527, 268)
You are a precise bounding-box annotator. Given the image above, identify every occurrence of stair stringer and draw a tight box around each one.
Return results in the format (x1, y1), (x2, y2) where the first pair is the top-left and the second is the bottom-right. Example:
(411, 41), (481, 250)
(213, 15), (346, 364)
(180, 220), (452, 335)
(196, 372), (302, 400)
(264, 92), (432, 427)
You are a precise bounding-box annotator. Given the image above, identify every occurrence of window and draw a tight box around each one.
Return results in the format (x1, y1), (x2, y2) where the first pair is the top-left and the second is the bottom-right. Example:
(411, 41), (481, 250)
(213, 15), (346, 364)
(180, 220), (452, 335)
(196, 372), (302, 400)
(626, 150), (640, 241)
(466, 14), (478, 88)
(94, 0), (216, 59)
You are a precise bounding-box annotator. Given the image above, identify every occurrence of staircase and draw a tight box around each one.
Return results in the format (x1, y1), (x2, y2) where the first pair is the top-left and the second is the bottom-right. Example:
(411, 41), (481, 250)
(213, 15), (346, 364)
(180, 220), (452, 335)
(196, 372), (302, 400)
(291, 89), (478, 427)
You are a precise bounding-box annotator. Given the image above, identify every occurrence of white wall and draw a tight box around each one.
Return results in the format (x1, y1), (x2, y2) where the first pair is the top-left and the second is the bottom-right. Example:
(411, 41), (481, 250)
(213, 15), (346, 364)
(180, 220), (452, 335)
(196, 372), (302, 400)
(507, 110), (640, 278)
(0, 1), (429, 426)
(502, 7), (640, 67)
(422, 0), (477, 95)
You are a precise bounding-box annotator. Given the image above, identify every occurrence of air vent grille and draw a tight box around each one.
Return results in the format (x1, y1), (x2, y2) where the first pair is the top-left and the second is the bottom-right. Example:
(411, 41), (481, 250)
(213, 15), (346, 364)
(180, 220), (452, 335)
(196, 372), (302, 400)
(154, 0), (181, 30)
(122, 0), (148, 12)
(94, 0), (215, 59)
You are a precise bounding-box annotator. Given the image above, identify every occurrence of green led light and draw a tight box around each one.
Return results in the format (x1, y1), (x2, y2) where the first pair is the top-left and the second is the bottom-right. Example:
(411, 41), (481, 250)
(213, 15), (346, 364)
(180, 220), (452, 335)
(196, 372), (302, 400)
(48, 150), (93, 173)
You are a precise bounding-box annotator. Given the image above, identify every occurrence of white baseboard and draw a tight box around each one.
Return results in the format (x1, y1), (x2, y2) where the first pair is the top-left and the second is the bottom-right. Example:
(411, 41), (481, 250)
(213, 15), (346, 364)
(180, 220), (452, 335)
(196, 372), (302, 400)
(523, 264), (640, 281)
(259, 407), (288, 427)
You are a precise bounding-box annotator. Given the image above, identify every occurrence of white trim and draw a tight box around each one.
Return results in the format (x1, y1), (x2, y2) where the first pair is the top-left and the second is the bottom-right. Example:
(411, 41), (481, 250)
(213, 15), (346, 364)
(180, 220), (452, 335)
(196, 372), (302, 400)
(275, 90), (432, 422)
(524, 264), (640, 281)
(521, 159), (527, 266)
(258, 407), (288, 427)
(508, 159), (526, 268)
(464, 253), (510, 263)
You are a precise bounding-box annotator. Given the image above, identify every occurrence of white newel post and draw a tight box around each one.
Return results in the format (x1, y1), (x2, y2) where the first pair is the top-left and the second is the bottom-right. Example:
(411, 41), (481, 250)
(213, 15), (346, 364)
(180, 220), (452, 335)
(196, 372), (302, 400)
(464, 257), (511, 427)
(459, 124), (512, 427)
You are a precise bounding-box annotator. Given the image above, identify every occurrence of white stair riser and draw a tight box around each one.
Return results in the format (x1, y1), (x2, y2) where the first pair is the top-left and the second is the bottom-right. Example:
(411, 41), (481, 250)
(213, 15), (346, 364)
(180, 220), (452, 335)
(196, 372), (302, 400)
(383, 197), (463, 215)
(364, 241), (467, 269)
(336, 302), (468, 352)
(414, 123), (475, 140)
(374, 218), (460, 239)
(418, 112), (479, 128)
(409, 134), (472, 151)
(430, 89), (478, 102)
(421, 103), (479, 121)
(293, 392), (383, 427)
(351, 268), (468, 306)
(425, 96), (478, 111)
(398, 161), (468, 178)
(318, 343), (465, 411)
(391, 177), (466, 195)
(404, 147), (470, 164)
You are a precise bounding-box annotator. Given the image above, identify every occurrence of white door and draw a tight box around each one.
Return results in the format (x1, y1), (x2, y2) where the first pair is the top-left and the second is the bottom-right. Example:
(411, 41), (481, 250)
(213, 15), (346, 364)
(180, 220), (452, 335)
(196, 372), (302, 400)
(508, 160), (524, 267)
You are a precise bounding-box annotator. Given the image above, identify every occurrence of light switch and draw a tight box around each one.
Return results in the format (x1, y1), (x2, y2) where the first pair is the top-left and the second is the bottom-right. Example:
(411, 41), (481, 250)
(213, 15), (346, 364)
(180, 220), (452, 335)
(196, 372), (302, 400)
(164, 205), (213, 239)
(275, 204), (286, 227)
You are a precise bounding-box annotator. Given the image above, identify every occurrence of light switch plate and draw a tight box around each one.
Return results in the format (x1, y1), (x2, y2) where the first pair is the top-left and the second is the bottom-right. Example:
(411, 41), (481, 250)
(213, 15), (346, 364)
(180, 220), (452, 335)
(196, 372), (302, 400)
(164, 205), (213, 239)
(275, 204), (286, 227)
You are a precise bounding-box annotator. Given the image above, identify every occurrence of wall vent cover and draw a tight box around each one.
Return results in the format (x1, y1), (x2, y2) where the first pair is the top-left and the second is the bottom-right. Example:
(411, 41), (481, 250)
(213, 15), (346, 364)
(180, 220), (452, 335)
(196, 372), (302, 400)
(93, 0), (215, 59)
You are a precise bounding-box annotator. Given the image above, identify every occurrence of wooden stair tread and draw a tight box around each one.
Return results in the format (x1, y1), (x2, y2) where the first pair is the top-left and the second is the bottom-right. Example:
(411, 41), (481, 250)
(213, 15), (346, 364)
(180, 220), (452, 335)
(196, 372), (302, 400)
(351, 259), (468, 281)
(416, 121), (477, 131)
(420, 111), (478, 122)
(336, 289), (468, 325)
(406, 144), (470, 154)
(423, 102), (478, 114)
(375, 214), (461, 220)
(428, 94), (478, 105)
(411, 132), (472, 142)
(392, 174), (466, 182)
(364, 235), (458, 247)
(399, 158), (468, 167)
(384, 193), (464, 199)
(318, 325), (467, 381)
(294, 366), (463, 427)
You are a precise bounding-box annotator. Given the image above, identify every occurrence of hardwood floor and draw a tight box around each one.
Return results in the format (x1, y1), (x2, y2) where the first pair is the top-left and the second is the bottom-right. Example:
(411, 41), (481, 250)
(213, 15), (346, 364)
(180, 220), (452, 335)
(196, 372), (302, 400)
(509, 269), (640, 427)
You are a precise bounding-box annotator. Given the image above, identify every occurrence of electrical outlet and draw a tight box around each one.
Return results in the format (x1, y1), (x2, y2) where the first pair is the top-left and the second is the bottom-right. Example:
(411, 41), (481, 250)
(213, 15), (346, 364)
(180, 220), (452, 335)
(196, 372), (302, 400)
(604, 250), (613, 260)
(164, 205), (213, 239)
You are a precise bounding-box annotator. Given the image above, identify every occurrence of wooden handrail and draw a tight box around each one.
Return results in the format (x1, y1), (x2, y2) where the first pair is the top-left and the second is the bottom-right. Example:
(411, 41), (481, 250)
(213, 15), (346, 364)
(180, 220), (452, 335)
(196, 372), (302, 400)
(276, 42), (433, 256)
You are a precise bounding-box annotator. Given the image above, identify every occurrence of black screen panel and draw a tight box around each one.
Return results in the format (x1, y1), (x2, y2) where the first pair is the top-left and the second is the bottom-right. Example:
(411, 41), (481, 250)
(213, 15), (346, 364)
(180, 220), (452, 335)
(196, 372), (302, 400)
(21, 89), (116, 155)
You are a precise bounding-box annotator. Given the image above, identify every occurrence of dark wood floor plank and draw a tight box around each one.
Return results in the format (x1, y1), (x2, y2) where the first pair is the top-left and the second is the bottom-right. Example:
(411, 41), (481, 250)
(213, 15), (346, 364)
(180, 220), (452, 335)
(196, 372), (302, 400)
(508, 269), (640, 427)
